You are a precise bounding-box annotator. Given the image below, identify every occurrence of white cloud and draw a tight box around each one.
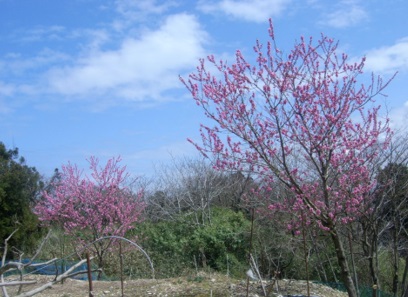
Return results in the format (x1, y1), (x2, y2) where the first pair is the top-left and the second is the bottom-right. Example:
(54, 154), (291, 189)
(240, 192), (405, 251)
(0, 81), (15, 97)
(46, 13), (208, 105)
(320, 0), (368, 28)
(14, 25), (66, 43)
(112, 0), (178, 30)
(120, 140), (199, 177)
(198, 0), (291, 23)
(115, 0), (176, 17)
(389, 100), (408, 132)
(364, 38), (408, 74)
(2, 49), (70, 76)
(0, 82), (15, 114)
(129, 141), (196, 162)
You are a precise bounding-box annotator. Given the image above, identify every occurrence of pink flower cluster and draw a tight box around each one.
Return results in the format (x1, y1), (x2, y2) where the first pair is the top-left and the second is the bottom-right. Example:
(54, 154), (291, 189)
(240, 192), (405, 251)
(181, 19), (393, 231)
(35, 156), (145, 241)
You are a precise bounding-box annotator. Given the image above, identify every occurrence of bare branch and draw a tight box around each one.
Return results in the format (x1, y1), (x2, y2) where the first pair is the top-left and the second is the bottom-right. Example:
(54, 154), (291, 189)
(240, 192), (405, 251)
(14, 257), (93, 297)
(0, 281), (37, 287)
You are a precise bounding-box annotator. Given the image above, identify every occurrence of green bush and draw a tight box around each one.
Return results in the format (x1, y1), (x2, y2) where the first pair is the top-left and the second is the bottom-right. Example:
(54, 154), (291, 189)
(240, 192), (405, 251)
(131, 207), (251, 278)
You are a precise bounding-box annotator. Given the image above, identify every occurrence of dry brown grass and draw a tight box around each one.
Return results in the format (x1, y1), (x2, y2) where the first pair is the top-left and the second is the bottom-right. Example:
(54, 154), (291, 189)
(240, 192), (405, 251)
(4, 273), (348, 297)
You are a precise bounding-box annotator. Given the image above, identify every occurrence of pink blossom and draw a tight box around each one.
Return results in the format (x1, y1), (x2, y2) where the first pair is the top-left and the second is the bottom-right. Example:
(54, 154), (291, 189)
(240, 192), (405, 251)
(35, 156), (145, 256)
(180, 19), (393, 233)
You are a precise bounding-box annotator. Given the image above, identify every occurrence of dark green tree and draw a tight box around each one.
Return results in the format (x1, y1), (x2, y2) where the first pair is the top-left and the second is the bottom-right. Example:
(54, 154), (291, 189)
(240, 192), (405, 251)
(0, 142), (44, 256)
(376, 162), (408, 297)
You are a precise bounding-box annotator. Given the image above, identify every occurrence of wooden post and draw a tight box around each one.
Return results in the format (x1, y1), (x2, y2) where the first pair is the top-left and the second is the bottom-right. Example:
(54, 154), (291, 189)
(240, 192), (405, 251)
(86, 252), (94, 297)
(246, 208), (255, 297)
(120, 242), (124, 297)
(301, 211), (310, 297)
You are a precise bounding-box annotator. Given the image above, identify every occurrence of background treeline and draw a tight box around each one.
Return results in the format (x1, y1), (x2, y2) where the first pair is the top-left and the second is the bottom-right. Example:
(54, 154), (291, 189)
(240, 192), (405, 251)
(0, 132), (407, 297)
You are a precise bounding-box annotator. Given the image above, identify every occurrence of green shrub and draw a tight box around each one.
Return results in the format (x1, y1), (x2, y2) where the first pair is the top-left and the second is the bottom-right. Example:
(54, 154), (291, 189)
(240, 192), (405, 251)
(131, 207), (251, 278)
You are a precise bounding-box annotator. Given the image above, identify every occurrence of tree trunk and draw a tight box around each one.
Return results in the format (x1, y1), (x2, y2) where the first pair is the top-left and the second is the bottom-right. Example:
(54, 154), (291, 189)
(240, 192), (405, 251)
(310, 229), (328, 282)
(368, 254), (378, 297)
(301, 213), (310, 297)
(330, 227), (358, 297)
(360, 219), (380, 297)
(392, 218), (400, 297)
(348, 230), (359, 296)
(367, 238), (378, 297)
(401, 255), (408, 297)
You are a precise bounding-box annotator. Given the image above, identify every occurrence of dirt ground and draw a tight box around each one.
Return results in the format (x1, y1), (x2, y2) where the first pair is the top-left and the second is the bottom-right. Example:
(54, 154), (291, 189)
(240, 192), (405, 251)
(4, 274), (348, 297)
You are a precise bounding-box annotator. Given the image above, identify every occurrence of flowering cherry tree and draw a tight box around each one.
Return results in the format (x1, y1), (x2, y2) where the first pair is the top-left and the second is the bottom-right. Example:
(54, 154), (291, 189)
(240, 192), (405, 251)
(180, 20), (393, 297)
(35, 156), (145, 272)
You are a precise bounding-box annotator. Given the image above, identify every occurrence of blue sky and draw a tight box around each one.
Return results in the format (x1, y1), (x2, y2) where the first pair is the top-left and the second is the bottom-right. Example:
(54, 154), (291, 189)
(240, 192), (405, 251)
(1, 0), (407, 179)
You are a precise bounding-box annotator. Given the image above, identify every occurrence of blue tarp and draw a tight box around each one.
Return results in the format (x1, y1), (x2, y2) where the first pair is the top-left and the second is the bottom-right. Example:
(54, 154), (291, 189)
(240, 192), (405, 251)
(4, 259), (97, 280)
(313, 281), (394, 297)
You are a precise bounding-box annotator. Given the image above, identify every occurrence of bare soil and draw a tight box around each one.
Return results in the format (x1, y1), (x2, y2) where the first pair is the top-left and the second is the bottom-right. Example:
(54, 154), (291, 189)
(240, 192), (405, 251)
(4, 273), (348, 297)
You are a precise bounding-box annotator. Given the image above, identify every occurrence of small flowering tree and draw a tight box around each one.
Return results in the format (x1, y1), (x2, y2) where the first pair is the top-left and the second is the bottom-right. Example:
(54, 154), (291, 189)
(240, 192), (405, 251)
(35, 156), (145, 274)
(180, 19), (394, 297)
